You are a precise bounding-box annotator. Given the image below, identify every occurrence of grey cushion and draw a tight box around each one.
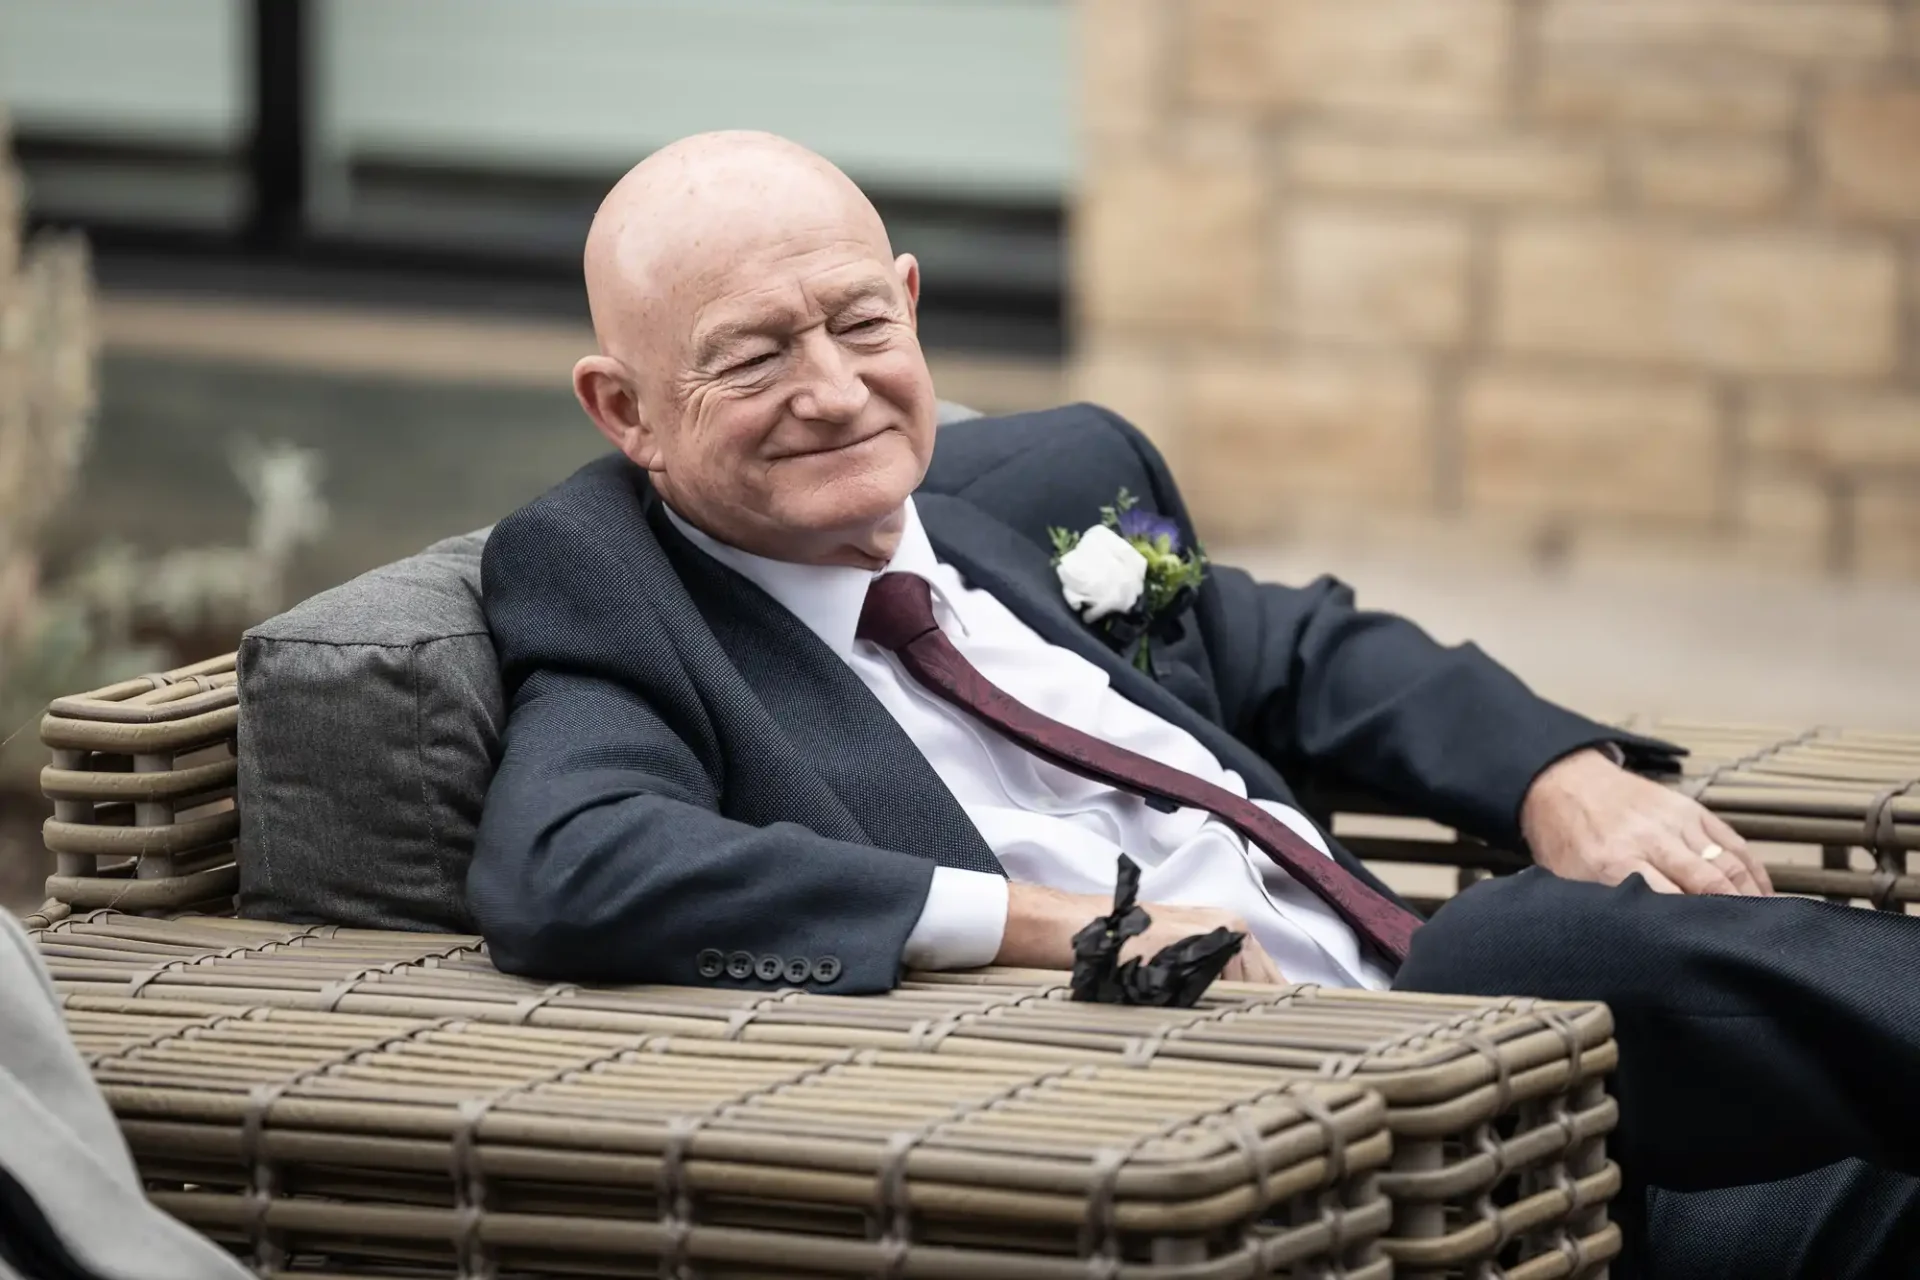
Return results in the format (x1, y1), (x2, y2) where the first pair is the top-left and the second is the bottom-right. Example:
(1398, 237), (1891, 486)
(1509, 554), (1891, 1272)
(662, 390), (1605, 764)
(237, 404), (985, 932)
(237, 528), (502, 932)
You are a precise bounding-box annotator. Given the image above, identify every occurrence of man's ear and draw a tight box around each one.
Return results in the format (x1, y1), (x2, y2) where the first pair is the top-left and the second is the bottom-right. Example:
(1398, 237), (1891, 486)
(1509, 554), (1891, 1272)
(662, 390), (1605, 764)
(895, 253), (921, 330)
(573, 355), (659, 466)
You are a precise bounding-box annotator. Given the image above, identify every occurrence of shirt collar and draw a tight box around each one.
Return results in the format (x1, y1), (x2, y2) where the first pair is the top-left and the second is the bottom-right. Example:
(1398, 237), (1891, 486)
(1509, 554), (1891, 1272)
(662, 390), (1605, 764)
(663, 497), (957, 660)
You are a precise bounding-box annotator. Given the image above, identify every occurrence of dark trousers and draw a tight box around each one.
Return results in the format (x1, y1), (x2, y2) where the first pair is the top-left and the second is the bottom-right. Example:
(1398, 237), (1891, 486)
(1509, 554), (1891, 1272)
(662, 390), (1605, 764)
(1394, 870), (1920, 1280)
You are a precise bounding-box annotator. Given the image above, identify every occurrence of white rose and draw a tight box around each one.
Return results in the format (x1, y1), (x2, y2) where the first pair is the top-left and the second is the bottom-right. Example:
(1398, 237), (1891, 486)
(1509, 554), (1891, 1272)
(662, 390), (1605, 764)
(1056, 524), (1148, 622)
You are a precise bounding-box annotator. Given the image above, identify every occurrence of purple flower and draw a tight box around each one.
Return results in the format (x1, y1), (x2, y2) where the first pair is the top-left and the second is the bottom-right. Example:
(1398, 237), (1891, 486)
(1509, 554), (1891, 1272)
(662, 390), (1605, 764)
(1117, 507), (1182, 551)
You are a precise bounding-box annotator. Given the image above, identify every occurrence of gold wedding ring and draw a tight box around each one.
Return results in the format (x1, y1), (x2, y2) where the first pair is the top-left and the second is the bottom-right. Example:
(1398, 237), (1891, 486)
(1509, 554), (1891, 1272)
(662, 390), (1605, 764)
(1698, 842), (1726, 862)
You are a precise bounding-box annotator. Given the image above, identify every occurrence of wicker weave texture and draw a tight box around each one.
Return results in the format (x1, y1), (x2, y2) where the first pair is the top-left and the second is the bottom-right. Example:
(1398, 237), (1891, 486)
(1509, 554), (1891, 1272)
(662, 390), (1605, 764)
(1332, 720), (1920, 914)
(36, 913), (1618, 1278)
(75, 999), (1393, 1278)
(37, 653), (238, 912)
(1631, 719), (1920, 909)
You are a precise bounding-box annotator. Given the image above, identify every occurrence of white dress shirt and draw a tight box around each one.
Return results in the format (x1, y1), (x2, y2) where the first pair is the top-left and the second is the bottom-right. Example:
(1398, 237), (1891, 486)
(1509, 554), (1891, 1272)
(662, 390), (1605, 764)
(667, 501), (1389, 991)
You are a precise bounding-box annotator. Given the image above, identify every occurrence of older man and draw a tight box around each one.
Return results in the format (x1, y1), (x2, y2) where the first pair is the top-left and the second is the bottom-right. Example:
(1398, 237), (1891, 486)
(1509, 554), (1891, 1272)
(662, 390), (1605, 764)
(473, 132), (1920, 1276)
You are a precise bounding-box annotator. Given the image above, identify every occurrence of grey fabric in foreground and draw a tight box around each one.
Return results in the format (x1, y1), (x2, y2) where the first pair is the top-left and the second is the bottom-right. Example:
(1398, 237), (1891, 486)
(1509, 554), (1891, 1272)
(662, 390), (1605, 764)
(237, 528), (502, 932)
(0, 911), (252, 1280)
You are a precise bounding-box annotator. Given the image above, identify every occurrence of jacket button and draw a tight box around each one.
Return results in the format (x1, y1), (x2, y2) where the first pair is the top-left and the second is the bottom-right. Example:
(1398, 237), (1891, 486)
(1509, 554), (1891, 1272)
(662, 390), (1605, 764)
(725, 950), (755, 981)
(811, 956), (843, 985)
(755, 954), (783, 982)
(695, 949), (725, 980)
(783, 956), (813, 985)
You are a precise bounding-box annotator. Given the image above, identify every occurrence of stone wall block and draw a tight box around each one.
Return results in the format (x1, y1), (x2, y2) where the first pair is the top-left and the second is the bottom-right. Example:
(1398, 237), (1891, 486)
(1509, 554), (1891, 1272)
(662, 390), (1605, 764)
(1625, 140), (1793, 215)
(1286, 129), (1608, 205)
(1081, 0), (1170, 152)
(1077, 157), (1267, 333)
(1816, 87), (1920, 221)
(1540, 1), (1896, 66)
(1184, 351), (1434, 536)
(1182, 0), (1276, 109)
(1072, 339), (1184, 459)
(1462, 367), (1722, 520)
(1187, 0), (1511, 120)
(1494, 220), (1901, 377)
(1856, 485), (1920, 575)
(1746, 390), (1920, 470)
(1277, 207), (1473, 346)
(1534, 58), (1798, 134)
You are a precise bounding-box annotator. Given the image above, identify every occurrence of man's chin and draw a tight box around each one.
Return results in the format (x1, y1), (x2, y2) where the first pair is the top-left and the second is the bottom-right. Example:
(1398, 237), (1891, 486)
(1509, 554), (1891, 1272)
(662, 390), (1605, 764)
(779, 492), (910, 539)
(769, 483), (917, 563)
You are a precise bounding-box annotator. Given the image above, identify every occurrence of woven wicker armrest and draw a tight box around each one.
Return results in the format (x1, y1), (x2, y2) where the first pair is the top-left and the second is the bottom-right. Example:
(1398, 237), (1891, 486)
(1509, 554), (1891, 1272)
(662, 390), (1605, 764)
(1320, 722), (1920, 915)
(37, 654), (241, 915)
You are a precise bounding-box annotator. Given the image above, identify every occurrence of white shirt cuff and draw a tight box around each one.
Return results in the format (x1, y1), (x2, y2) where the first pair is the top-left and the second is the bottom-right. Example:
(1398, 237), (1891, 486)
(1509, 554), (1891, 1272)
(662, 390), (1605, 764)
(902, 868), (1008, 970)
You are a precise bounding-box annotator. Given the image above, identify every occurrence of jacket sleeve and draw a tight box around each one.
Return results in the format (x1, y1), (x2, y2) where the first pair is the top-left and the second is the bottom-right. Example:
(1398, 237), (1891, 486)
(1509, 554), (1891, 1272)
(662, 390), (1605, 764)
(1094, 408), (1679, 850)
(467, 499), (936, 994)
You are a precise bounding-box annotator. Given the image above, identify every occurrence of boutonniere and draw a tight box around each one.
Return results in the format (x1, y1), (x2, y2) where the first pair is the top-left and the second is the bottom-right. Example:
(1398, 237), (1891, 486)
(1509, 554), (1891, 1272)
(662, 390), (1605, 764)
(1048, 489), (1208, 674)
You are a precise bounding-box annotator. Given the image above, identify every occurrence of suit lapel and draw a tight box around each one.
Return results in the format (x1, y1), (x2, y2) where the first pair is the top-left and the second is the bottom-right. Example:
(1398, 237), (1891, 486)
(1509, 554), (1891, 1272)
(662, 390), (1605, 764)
(653, 505), (1003, 878)
(914, 493), (1296, 798)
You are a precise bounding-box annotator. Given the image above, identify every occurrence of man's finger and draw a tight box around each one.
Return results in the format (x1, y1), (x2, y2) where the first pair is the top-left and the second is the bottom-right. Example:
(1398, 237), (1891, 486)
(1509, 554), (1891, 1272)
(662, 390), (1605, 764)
(1704, 811), (1772, 895)
(1628, 864), (1684, 894)
(1240, 940), (1284, 986)
(1693, 822), (1762, 896)
(1654, 833), (1744, 895)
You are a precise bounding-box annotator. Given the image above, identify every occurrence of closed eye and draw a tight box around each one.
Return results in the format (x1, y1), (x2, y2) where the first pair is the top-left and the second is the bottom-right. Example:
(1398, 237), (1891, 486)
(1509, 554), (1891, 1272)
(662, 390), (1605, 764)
(726, 351), (779, 374)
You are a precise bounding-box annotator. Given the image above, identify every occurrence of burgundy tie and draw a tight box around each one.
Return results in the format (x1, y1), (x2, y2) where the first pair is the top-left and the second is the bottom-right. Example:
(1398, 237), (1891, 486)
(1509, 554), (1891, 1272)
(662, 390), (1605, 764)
(857, 573), (1420, 966)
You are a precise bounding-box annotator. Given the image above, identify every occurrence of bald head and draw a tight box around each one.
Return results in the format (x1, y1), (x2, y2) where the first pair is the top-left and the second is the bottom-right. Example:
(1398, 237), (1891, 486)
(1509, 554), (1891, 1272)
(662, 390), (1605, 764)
(583, 131), (893, 367)
(571, 131), (937, 570)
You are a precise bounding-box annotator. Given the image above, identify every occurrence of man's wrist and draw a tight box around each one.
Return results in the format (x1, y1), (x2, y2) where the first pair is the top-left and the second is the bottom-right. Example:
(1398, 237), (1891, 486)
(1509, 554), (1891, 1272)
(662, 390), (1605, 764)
(996, 882), (1107, 969)
(1519, 746), (1616, 854)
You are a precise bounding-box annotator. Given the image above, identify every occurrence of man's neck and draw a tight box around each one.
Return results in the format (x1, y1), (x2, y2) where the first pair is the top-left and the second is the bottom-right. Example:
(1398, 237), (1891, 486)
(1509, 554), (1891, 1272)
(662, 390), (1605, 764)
(661, 498), (941, 660)
(658, 500), (908, 570)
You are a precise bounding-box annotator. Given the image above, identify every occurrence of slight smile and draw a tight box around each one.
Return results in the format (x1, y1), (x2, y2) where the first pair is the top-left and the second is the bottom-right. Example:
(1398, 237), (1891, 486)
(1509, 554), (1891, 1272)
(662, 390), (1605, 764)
(771, 425), (896, 461)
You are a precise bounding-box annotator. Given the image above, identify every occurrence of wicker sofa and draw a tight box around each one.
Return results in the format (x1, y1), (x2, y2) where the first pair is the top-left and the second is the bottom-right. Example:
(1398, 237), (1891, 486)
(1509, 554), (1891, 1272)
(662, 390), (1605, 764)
(22, 652), (1920, 1279)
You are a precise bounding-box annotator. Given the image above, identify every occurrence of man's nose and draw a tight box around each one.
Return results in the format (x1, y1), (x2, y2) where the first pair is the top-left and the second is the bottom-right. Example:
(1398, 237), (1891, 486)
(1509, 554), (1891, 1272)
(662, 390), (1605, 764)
(789, 329), (869, 421)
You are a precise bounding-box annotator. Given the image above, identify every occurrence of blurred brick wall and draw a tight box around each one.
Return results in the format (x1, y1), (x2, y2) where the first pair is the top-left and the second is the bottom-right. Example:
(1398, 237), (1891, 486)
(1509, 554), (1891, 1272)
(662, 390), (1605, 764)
(1072, 0), (1920, 575)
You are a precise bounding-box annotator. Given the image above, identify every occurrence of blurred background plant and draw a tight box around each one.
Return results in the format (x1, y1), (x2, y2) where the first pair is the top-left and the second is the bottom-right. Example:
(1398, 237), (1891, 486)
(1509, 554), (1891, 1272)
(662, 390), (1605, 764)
(1, 104), (102, 787)
(0, 106), (329, 906)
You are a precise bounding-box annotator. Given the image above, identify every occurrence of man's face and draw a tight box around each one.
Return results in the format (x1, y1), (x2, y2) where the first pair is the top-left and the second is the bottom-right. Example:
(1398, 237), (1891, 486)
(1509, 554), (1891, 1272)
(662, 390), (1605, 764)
(630, 224), (937, 565)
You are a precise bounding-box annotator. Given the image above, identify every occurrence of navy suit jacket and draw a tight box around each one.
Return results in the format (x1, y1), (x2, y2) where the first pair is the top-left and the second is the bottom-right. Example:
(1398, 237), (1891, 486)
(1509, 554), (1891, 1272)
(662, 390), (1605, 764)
(470, 404), (1667, 993)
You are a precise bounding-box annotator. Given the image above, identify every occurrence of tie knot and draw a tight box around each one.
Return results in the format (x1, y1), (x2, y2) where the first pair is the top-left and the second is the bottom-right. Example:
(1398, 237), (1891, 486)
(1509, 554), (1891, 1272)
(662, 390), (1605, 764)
(857, 573), (940, 652)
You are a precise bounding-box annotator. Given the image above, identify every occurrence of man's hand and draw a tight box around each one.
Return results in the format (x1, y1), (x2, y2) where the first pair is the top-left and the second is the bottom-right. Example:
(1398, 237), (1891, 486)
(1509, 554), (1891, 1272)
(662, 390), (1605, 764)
(995, 883), (1285, 984)
(1520, 748), (1772, 896)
